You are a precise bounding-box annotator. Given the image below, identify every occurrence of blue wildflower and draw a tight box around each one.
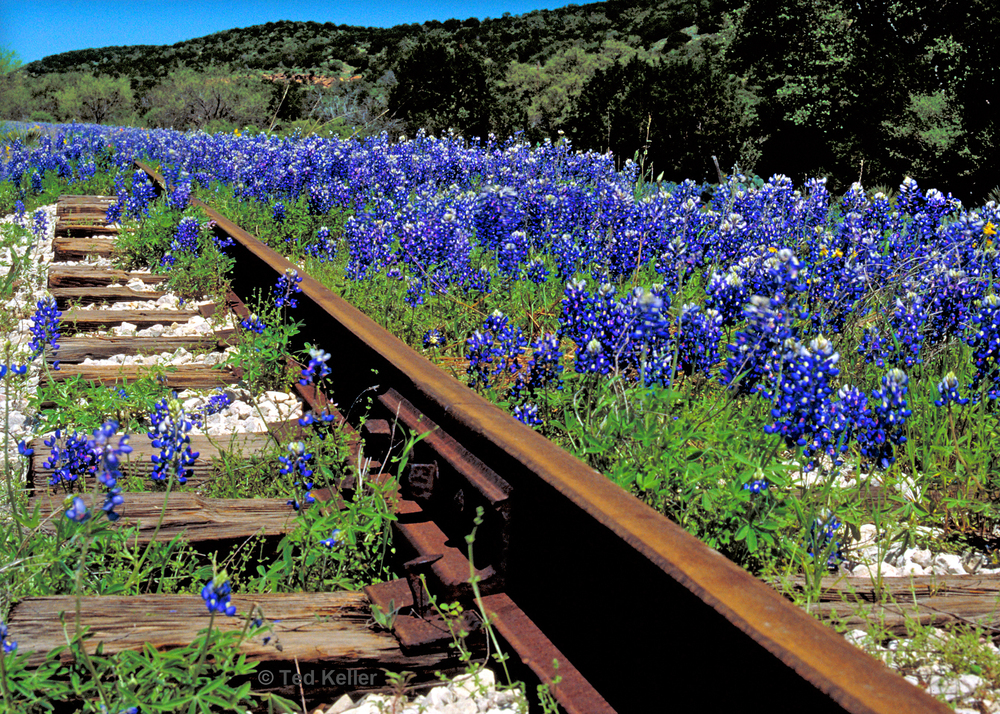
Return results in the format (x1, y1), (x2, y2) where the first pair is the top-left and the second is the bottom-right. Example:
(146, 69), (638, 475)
(0, 622), (16, 654)
(201, 577), (237, 617)
(148, 398), (199, 484)
(274, 268), (303, 309)
(320, 529), (341, 548)
(29, 296), (61, 368)
(299, 345), (332, 386)
(64, 495), (90, 523)
(935, 371), (969, 407)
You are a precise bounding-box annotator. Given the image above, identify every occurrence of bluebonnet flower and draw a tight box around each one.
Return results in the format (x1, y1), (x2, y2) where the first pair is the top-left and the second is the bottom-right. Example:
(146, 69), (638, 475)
(64, 495), (90, 523)
(44, 429), (98, 489)
(201, 577), (237, 617)
(298, 409), (337, 434)
(630, 286), (673, 387)
(807, 510), (844, 571)
(466, 330), (495, 390)
(423, 329), (446, 348)
(858, 369), (912, 468)
(299, 345), (332, 386)
(525, 257), (550, 284)
(101, 488), (125, 522)
(575, 337), (612, 375)
(0, 364), (28, 379)
(705, 269), (750, 327)
(148, 398), (199, 484)
(968, 294), (1000, 399)
(304, 225), (336, 263)
(274, 268), (303, 309)
(91, 421), (132, 521)
(675, 304), (722, 378)
(516, 333), (564, 398)
(512, 403), (543, 426)
(31, 208), (49, 241)
(286, 480), (316, 511)
(320, 529), (341, 548)
(241, 316), (266, 334)
(29, 296), (61, 368)
(762, 335), (842, 468)
(494, 321), (528, 377)
(935, 371), (969, 407)
(743, 479), (769, 495)
(280, 442), (315, 508)
(720, 295), (794, 396)
(195, 390), (233, 425)
(122, 170), (157, 219)
(484, 309), (508, 334)
(272, 202), (286, 223)
(18, 440), (33, 457)
(0, 622), (17, 654)
(167, 181), (192, 211)
(161, 216), (200, 267)
(404, 277), (425, 307)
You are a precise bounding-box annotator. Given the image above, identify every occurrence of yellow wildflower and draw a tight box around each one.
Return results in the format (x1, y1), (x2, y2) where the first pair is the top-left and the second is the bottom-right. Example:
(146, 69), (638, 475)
(986, 222), (997, 237)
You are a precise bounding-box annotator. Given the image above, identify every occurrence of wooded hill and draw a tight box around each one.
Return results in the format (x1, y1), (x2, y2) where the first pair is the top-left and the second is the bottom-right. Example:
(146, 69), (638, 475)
(4, 0), (998, 203)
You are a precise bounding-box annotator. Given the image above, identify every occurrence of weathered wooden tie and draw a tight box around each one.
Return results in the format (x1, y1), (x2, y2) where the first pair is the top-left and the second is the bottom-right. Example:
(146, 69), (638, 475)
(48, 364), (239, 388)
(54, 335), (231, 362)
(52, 236), (116, 260)
(51, 286), (167, 308)
(784, 574), (1000, 632)
(8, 592), (454, 678)
(31, 491), (297, 543)
(62, 307), (202, 330)
(48, 265), (166, 289)
(56, 194), (117, 217)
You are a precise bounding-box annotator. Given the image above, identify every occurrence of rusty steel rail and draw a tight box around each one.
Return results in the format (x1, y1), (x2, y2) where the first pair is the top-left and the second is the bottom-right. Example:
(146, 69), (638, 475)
(136, 161), (949, 713)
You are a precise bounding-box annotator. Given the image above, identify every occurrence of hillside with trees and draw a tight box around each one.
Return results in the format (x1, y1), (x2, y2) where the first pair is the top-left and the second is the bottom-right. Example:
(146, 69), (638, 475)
(2, 0), (996, 202)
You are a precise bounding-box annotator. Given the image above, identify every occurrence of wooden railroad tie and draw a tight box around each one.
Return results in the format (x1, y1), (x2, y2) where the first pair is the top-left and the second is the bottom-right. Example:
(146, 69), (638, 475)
(49, 265), (167, 289)
(785, 574), (1000, 633)
(7, 592), (457, 698)
(46, 364), (240, 389)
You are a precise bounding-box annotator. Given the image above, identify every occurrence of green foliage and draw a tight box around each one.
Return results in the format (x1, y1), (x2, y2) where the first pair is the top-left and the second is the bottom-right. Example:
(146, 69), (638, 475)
(570, 43), (749, 181)
(54, 73), (134, 125)
(112, 198), (185, 271)
(31, 370), (175, 438)
(163, 225), (235, 303)
(227, 290), (300, 395)
(388, 38), (498, 139)
(0, 47), (21, 74)
(0, 222), (33, 301)
(143, 68), (272, 131)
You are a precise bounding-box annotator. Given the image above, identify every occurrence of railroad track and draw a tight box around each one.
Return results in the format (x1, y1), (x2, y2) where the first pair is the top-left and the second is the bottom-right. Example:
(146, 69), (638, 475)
(6, 166), (956, 713)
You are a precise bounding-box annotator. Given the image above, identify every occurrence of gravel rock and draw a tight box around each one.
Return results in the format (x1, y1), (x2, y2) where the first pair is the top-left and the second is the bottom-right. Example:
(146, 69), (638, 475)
(932, 553), (966, 576)
(312, 668), (524, 714)
(926, 673), (985, 701)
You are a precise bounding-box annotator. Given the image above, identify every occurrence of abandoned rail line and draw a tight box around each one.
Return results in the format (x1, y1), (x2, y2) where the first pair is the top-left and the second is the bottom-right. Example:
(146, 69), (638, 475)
(5, 163), (959, 712)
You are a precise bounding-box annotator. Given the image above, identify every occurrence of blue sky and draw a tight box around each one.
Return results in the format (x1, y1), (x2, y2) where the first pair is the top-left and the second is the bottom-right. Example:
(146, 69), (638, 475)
(2, 1), (575, 65)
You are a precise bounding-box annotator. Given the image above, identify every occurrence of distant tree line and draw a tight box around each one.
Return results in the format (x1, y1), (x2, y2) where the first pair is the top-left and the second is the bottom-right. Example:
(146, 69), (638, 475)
(2, 0), (996, 202)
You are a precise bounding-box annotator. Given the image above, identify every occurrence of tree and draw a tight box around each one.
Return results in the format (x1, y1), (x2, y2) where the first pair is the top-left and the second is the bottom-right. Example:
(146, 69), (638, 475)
(142, 68), (270, 130)
(387, 38), (497, 138)
(570, 42), (748, 182)
(725, 0), (863, 186)
(55, 73), (134, 124)
(0, 47), (22, 74)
